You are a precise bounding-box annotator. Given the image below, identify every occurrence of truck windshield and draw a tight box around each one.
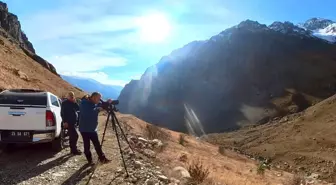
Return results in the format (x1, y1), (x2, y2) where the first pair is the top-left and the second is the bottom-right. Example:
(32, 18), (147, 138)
(0, 93), (47, 105)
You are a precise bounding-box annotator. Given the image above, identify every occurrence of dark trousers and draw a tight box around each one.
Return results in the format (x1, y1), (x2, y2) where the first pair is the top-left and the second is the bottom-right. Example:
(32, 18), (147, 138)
(68, 123), (79, 153)
(80, 132), (105, 162)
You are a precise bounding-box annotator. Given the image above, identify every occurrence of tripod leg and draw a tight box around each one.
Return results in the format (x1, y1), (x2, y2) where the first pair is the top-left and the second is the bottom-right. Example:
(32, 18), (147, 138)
(112, 113), (135, 153)
(101, 111), (111, 146)
(113, 121), (130, 177)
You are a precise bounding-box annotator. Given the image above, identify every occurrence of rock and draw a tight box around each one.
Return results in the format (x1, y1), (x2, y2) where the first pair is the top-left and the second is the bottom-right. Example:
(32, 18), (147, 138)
(170, 178), (180, 184)
(158, 175), (169, 182)
(116, 168), (123, 174)
(134, 160), (143, 169)
(151, 139), (164, 148)
(308, 173), (320, 179)
(137, 142), (145, 149)
(13, 69), (29, 81)
(52, 171), (67, 177)
(172, 166), (191, 179)
(145, 178), (157, 185)
(143, 149), (156, 158)
(138, 137), (149, 143)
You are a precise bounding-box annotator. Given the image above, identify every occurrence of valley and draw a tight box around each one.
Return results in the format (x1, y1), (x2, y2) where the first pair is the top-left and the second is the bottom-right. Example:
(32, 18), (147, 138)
(118, 18), (336, 135)
(1, 0), (336, 184)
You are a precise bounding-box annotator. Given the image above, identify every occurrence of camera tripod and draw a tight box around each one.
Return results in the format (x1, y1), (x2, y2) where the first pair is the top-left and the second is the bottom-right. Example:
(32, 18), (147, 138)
(85, 105), (135, 185)
(100, 105), (135, 177)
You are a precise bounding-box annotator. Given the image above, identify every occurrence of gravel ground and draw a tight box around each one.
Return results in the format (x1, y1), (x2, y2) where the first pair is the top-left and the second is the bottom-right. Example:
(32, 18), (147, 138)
(0, 129), (176, 185)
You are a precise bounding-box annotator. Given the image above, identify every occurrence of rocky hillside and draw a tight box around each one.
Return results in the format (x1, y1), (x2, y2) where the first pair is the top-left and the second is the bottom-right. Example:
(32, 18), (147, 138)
(118, 19), (336, 135)
(204, 94), (336, 182)
(0, 2), (82, 97)
(0, 1), (57, 75)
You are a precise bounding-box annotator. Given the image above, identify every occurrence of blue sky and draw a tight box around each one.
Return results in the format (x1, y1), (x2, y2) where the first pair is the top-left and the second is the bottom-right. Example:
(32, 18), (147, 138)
(3, 0), (336, 86)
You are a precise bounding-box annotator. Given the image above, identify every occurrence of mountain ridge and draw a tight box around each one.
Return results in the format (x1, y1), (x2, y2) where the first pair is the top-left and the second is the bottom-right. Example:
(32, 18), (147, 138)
(118, 17), (336, 135)
(61, 75), (123, 99)
(0, 1), (58, 75)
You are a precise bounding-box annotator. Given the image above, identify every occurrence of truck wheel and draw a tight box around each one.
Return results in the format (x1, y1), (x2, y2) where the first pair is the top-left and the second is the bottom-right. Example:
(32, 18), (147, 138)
(51, 137), (62, 152)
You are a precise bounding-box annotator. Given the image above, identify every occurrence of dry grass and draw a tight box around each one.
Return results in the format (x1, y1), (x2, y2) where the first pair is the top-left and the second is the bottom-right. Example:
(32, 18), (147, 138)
(116, 114), (294, 185)
(286, 174), (305, 185)
(187, 159), (210, 184)
(144, 124), (170, 141)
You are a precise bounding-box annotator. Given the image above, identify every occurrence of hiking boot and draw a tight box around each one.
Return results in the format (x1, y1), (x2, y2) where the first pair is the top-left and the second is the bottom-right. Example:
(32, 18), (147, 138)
(99, 157), (111, 164)
(71, 149), (82, 155)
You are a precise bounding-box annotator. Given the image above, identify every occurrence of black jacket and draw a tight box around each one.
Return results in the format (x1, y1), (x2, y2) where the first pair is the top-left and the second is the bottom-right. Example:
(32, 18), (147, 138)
(61, 99), (80, 124)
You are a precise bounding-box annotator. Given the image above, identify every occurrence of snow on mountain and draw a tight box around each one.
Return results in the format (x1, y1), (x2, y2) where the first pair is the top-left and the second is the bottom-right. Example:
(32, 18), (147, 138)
(210, 20), (268, 42)
(269, 21), (312, 37)
(302, 18), (335, 30)
(312, 23), (336, 42)
(299, 18), (336, 43)
(197, 18), (336, 44)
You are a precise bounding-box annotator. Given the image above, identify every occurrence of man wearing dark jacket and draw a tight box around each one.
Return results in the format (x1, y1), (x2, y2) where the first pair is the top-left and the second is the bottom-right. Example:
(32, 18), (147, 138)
(61, 92), (81, 155)
(79, 92), (111, 164)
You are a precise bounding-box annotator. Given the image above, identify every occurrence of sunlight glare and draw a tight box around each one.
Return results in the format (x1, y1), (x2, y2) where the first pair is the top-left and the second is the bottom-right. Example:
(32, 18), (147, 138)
(136, 13), (172, 43)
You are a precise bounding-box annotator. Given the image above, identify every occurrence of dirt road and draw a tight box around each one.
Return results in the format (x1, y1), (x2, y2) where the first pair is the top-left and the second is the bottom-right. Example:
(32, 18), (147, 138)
(0, 116), (171, 185)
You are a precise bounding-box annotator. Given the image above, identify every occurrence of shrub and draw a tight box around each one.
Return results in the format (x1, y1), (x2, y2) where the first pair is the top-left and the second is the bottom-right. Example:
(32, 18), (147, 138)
(218, 146), (226, 155)
(257, 161), (270, 175)
(179, 134), (186, 146)
(187, 159), (210, 184)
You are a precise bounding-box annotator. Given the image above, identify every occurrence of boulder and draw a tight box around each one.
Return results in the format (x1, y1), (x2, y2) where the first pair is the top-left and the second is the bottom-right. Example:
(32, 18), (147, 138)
(172, 166), (191, 179)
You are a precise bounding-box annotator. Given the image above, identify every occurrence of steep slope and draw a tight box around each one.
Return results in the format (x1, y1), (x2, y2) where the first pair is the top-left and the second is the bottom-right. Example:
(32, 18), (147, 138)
(0, 1), (57, 75)
(118, 20), (336, 135)
(205, 94), (336, 182)
(0, 35), (83, 97)
(61, 75), (123, 99)
(0, 2), (83, 97)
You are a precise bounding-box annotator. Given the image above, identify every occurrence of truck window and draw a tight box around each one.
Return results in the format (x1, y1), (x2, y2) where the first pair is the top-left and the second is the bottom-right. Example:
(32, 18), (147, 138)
(0, 93), (47, 105)
(50, 95), (60, 107)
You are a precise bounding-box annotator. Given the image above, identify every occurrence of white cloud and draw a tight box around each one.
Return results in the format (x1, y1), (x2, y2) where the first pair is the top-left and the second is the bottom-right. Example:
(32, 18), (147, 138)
(61, 71), (128, 87)
(17, 0), (236, 85)
(48, 53), (127, 72)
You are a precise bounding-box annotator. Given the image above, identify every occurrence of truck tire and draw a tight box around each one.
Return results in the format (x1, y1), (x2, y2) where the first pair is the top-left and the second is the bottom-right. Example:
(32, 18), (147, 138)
(51, 137), (62, 152)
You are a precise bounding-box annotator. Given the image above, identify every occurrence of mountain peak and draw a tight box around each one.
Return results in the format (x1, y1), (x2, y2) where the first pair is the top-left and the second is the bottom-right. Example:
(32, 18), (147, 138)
(0, 1), (7, 11)
(269, 21), (312, 36)
(303, 17), (335, 30)
(236, 19), (268, 31)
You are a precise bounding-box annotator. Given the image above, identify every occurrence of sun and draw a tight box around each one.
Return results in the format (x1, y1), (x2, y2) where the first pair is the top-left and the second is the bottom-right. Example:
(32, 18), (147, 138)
(136, 13), (172, 43)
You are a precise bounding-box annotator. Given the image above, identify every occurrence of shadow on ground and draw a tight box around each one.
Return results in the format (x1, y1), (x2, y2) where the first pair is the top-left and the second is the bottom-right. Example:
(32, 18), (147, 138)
(0, 143), (71, 184)
(61, 163), (94, 185)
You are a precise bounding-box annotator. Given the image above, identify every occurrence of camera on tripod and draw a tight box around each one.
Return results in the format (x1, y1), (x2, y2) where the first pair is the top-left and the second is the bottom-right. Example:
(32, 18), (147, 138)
(100, 99), (119, 112)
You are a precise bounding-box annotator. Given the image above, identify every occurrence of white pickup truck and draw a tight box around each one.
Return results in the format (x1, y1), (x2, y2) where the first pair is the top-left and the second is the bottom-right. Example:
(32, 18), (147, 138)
(0, 89), (63, 151)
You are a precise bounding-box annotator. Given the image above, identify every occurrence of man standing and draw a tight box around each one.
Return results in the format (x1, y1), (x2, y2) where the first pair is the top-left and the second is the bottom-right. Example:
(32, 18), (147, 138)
(79, 92), (110, 164)
(61, 92), (81, 155)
